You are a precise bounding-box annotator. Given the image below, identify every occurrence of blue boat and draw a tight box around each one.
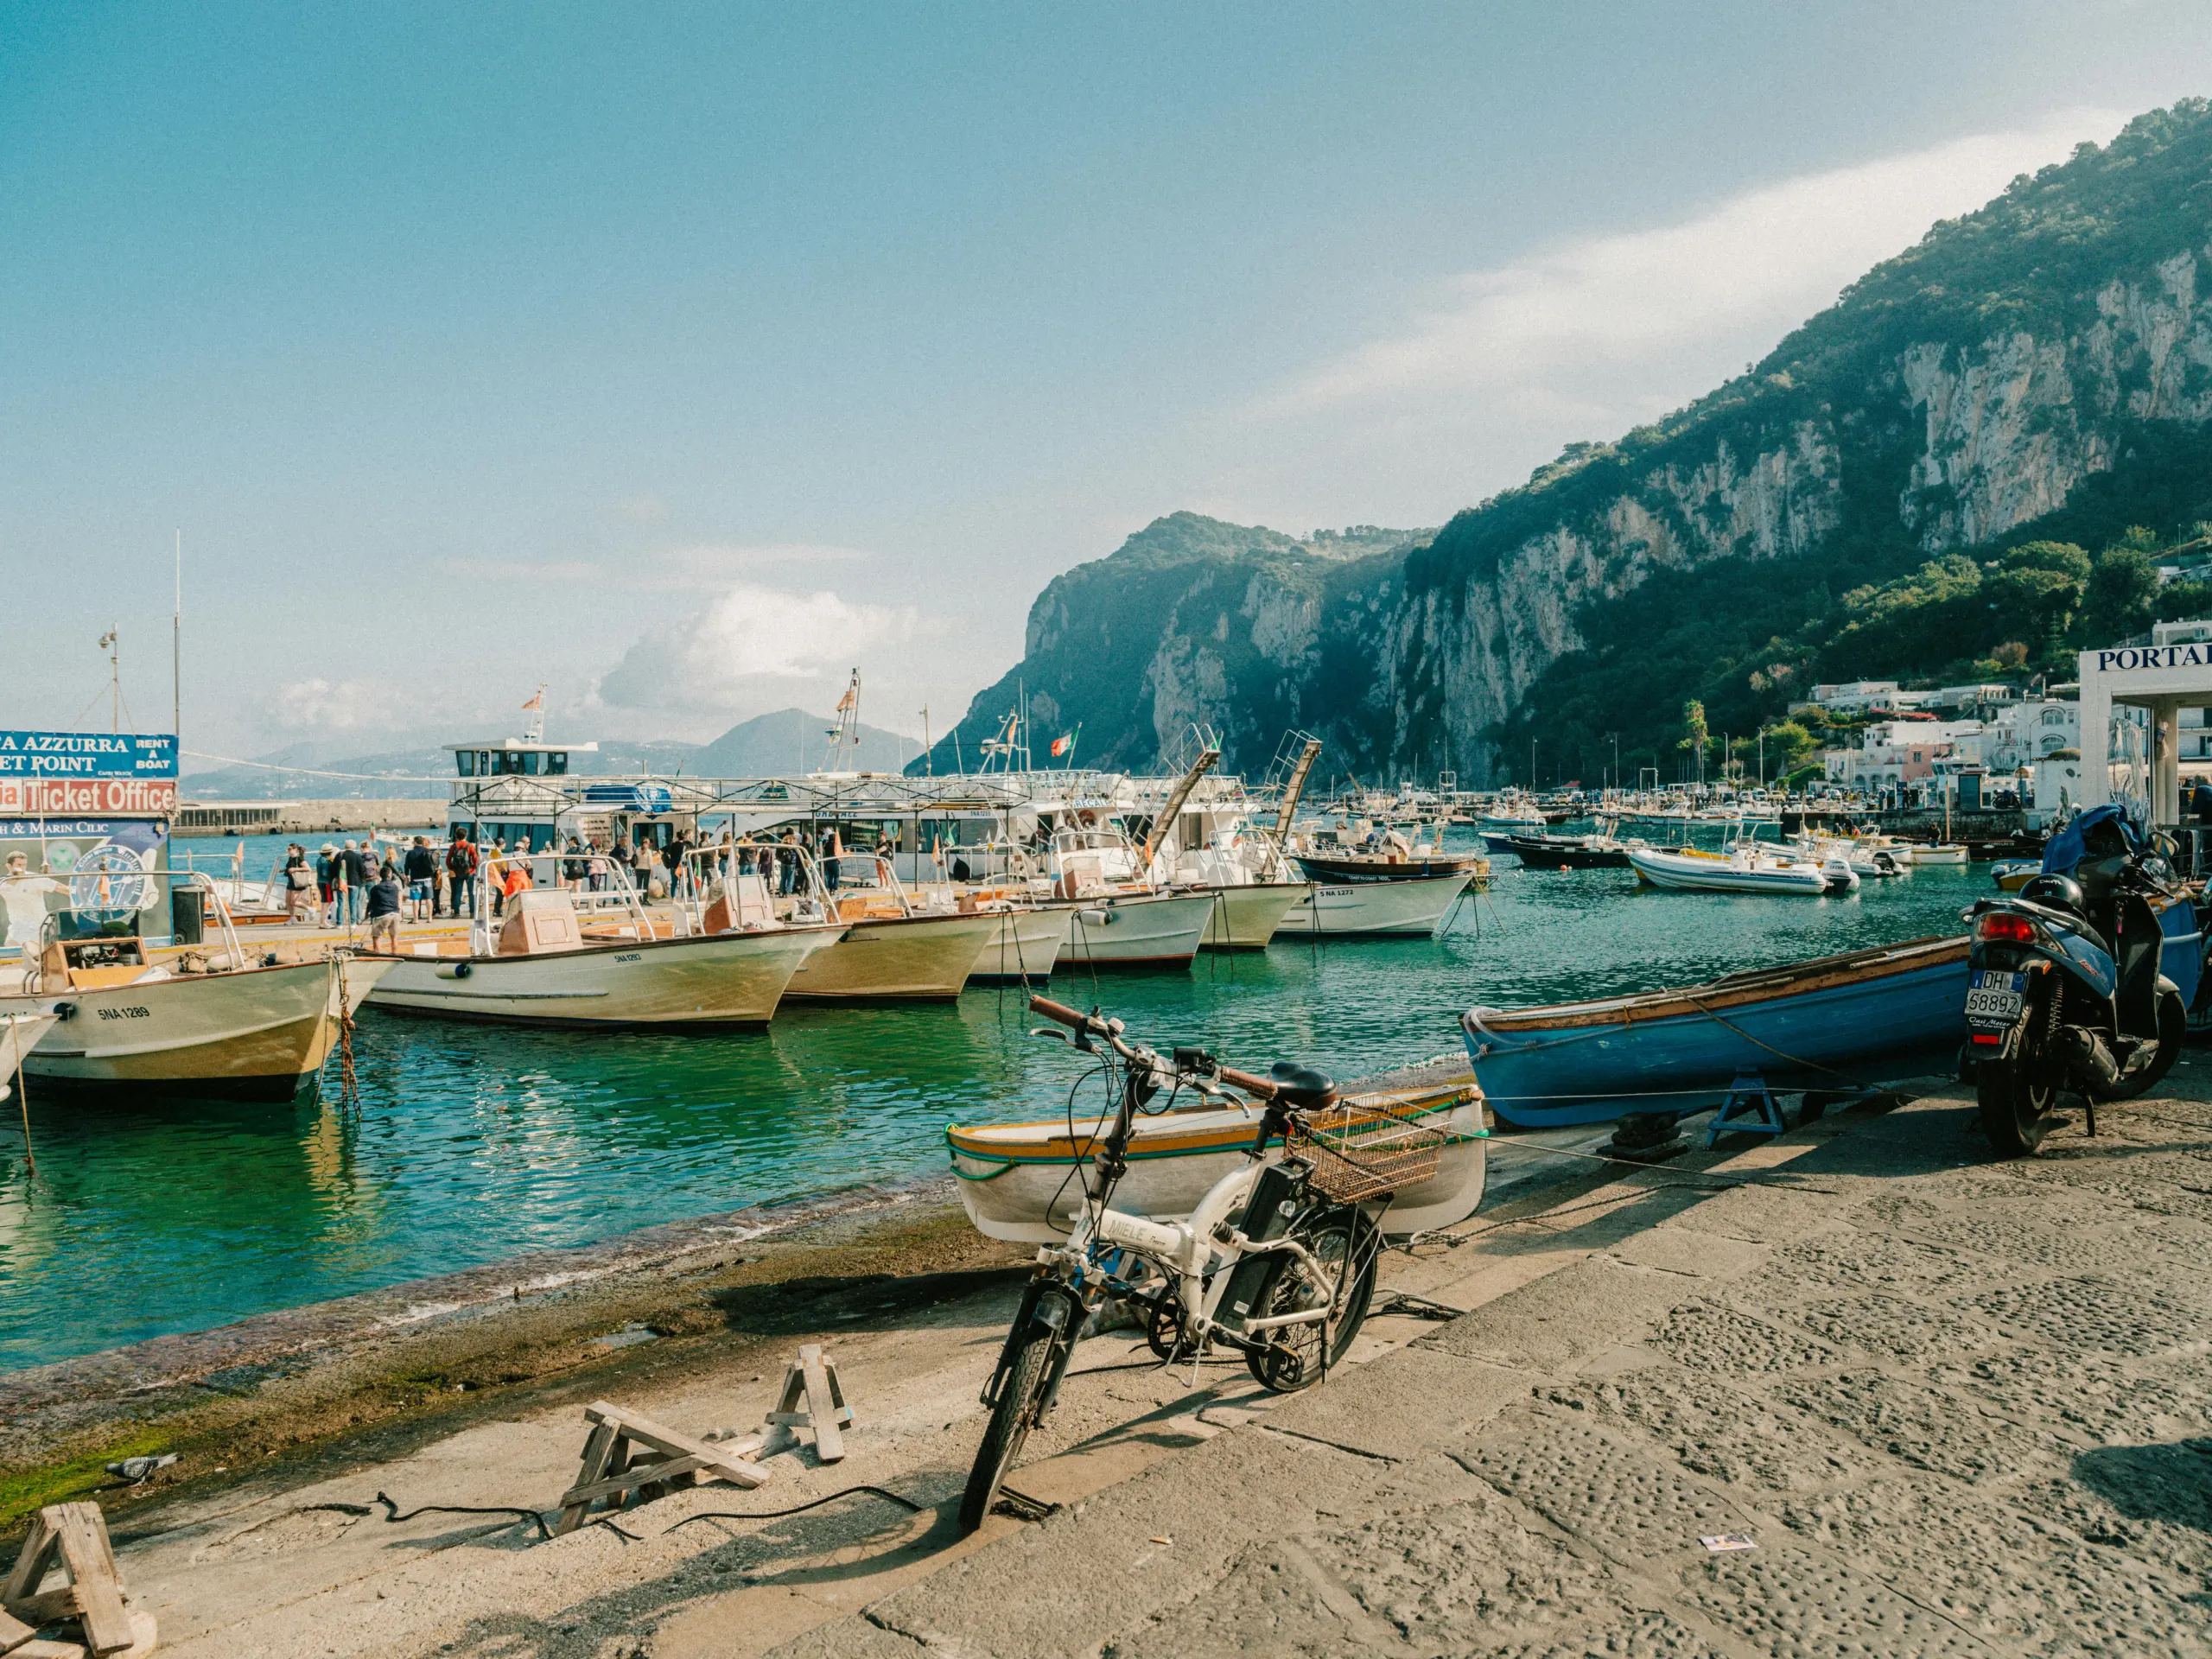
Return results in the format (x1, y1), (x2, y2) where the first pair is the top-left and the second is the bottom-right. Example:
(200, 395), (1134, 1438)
(1462, 934), (1970, 1128)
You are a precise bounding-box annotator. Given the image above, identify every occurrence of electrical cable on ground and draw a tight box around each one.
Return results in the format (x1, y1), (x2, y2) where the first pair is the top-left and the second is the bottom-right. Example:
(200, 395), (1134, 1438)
(664, 1485), (925, 1532)
(296, 1491), (552, 1541)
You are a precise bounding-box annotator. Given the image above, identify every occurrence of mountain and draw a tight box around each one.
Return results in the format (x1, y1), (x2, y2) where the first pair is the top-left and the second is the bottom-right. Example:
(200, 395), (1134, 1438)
(911, 514), (1433, 776)
(181, 709), (914, 798)
(691, 708), (916, 775)
(923, 99), (2212, 785)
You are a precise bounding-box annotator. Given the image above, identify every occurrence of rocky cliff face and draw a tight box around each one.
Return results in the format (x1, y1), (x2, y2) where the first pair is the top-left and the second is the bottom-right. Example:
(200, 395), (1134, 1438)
(927, 102), (2212, 783)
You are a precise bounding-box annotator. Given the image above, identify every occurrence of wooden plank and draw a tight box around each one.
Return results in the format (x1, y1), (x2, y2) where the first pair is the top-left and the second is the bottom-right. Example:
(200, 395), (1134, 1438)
(765, 1408), (853, 1427)
(554, 1420), (620, 1536)
(44, 1508), (130, 1659)
(581, 1402), (770, 1487)
(1, 1517), (57, 1606)
(0, 1605), (39, 1657)
(3, 1585), (79, 1626)
(801, 1347), (843, 1463)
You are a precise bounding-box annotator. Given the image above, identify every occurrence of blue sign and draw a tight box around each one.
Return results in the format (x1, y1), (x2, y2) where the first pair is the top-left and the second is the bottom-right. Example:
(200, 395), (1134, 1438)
(0, 731), (177, 779)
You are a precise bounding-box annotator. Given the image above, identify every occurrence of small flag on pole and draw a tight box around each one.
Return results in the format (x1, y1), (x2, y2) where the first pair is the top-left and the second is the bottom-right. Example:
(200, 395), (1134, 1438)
(520, 689), (543, 712)
(1050, 732), (1073, 758)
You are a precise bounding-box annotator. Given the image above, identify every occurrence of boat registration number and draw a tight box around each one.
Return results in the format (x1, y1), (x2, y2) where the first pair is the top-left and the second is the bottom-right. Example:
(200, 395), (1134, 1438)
(1965, 969), (2024, 1023)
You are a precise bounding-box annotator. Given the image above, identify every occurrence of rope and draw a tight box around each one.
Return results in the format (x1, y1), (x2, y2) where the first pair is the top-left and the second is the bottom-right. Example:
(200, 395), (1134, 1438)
(664, 1485), (925, 1532)
(9, 1015), (33, 1179)
(330, 957), (361, 1116)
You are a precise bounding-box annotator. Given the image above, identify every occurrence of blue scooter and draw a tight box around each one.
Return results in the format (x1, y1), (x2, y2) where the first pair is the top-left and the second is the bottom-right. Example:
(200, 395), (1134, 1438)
(1964, 804), (2204, 1154)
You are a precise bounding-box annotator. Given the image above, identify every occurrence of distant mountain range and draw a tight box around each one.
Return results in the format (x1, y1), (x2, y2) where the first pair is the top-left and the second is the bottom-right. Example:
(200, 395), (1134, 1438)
(181, 708), (919, 800)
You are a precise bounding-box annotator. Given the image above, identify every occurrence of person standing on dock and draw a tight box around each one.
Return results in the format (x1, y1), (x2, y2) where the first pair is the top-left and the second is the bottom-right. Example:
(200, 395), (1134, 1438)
(363, 861), (403, 953)
(318, 844), (342, 927)
(404, 836), (437, 921)
(342, 841), (372, 924)
(446, 830), (477, 921)
(283, 845), (316, 923)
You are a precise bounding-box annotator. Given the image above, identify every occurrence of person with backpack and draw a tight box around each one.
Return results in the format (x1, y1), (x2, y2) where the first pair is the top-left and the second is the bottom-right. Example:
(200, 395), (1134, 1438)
(404, 836), (438, 921)
(447, 831), (478, 919)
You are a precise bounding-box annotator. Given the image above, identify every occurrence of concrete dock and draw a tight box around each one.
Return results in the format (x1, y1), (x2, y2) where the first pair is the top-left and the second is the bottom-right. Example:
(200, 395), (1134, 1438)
(17, 1070), (2212, 1656)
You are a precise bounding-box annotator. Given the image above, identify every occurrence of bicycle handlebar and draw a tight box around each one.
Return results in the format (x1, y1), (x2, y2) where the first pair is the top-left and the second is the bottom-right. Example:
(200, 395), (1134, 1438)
(1027, 994), (1277, 1099)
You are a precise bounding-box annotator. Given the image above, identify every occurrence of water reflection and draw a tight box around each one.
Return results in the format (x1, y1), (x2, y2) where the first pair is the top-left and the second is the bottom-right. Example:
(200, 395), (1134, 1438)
(0, 837), (1981, 1370)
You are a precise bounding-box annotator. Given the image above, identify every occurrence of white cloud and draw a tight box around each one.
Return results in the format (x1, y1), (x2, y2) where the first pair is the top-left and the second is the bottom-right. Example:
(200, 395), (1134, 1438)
(445, 543), (873, 590)
(1224, 109), (2128, 521)
(597, 583), (922, 712)
(271, 677), (429, 733)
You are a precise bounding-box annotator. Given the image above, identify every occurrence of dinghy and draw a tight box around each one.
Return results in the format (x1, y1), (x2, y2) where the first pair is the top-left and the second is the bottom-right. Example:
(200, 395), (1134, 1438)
(1463, 934), (1970, 1128)
(1627, 843), (1855, 895)
(949, 1073), (1487, 1242)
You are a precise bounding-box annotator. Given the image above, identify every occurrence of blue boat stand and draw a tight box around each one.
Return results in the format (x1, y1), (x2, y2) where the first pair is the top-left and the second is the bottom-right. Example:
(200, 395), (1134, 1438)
(1706, 1070), (1788, 1146)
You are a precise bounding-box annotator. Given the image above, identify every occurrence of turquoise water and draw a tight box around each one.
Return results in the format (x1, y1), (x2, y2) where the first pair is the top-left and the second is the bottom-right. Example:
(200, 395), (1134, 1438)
(1, 831), (1985, 1370)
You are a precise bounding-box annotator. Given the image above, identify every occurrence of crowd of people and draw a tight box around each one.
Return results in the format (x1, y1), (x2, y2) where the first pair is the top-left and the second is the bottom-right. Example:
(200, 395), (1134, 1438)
(270, 822), (878, 938)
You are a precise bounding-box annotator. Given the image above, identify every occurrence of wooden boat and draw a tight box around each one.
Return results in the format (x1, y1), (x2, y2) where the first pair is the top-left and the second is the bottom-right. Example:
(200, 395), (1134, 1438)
(1628, 844), (1855, 895)
(1290, 849), (1487, 884)
(1060, 890), (1219, 967)
(1463, 934), (1971, 1128)
(1480, 830), (1631, 870)
(1992, 860), (2039, 893)
(371, 855), (842, 1027)
(1198, 880), (1306, 949)
(0, 1011), (59, 1098)
(2, 937), (395, 1102)
(964, 903), (1068, 984)
(948, 1075), (1487, 1241)
(1282, 870), (1473, 936)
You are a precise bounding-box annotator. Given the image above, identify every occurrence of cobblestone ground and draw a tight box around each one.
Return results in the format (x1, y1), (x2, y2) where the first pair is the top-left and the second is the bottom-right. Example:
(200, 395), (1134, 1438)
(802, 1079), (2212, 1658)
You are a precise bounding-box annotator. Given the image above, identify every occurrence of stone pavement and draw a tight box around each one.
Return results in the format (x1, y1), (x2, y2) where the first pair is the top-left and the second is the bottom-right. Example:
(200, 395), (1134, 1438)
(788, 1076), (2212, 1657)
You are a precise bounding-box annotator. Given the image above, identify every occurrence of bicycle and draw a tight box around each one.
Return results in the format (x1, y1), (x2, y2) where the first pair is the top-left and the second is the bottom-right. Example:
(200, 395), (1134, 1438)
(959, 993), (1440, 1533)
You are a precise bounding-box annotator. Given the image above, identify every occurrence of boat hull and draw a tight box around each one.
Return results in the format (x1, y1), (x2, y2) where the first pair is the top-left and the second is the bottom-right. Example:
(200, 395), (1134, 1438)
(370, 927), (836, 1027)
(1282, 872), (1471, 936)
(1059, 892), (1217, 968)
(1292, 854), (1484, 884)
(1198, 880), (1306, 950)
(1481, 832), (1631, 869)
(966, 907), (1068, 983)
(784, 911), (1001, 1001)
(949, 1083), (1487, 1242)
(1464, 935), (1971, 1128)
(3, 957), (395, 1102)
(1628, 848), (1829, 894)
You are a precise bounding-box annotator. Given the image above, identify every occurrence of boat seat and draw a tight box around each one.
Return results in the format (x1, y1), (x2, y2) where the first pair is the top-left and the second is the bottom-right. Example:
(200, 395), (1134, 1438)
(1269, 1060), (1338, 1109)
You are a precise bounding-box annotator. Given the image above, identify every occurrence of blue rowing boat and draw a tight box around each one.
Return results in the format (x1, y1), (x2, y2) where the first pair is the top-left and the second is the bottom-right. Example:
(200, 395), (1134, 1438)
(1461, 934), (1969, 1128)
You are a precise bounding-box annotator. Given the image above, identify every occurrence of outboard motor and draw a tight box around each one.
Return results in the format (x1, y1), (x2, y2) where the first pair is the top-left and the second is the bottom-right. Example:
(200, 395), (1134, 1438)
(1962, 804), (2203, 1155)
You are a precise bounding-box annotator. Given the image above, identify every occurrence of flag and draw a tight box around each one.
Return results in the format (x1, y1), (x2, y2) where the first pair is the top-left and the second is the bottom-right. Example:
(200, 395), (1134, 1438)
(836, 683), (857, 714)
(1050, 732), (1073, 758)
(520, 689), (543, 713)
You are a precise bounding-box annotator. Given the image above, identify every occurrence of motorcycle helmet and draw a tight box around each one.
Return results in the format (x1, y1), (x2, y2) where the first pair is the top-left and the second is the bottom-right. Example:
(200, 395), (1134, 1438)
(2020, 873), (2085, 914)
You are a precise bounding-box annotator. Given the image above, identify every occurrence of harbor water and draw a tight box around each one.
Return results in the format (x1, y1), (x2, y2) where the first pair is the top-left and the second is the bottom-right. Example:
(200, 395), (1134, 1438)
(2, 832), (1987, 1370)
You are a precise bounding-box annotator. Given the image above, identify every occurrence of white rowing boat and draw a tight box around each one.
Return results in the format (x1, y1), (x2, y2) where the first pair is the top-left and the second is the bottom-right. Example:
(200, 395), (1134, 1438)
(948, 1076), (1487, 1242)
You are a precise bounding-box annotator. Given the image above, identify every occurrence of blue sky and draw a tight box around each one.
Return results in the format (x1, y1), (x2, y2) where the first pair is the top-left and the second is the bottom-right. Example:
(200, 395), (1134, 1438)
(3, 3), (2206, 760)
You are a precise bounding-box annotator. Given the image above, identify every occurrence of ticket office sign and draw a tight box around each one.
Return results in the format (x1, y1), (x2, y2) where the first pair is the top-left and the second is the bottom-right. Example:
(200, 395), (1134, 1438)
(0, 778), (178, 816)
(0, 730), (177, 778)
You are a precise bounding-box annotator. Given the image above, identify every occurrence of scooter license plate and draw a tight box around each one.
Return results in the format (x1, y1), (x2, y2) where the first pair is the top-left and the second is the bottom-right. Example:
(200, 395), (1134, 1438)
(1965, 969), (2024, 1022)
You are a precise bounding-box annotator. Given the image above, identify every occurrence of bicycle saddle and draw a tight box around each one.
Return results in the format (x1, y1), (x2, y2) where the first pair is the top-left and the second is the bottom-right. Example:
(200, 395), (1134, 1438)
(1269, 1060), (1338, 1109)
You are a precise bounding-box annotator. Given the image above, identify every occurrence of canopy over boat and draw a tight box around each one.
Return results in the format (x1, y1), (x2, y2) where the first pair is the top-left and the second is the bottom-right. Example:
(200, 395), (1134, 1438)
(1463, 934), (1970, 1128)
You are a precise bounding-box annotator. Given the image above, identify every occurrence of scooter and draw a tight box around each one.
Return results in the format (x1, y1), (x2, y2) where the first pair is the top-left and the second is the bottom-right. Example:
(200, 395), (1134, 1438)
(1963, 804), (2204, 1155)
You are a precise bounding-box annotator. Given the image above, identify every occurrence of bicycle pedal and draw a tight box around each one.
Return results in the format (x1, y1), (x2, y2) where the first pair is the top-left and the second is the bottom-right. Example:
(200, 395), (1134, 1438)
(991, 1486), (1062, 1523)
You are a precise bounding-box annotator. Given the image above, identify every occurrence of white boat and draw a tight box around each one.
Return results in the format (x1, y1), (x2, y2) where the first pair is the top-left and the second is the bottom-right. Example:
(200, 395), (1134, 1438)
(1198, 880), (1307, 949)
(964, 902), (1068, 983)
(1060, 890), (1219, 968)
(1282, 870), (1473, 936)
(1627, 843), (1856, 895)
(2, 939), (393, 1103)
(371, 853), (842, 1027)
(780, 855), (1005, 1001)
(1786, 832), (1907, 878)
(0, 1011), (59, 1100)
(1908, 842), (1969, 866)
(948, 1077), (1487, 1242)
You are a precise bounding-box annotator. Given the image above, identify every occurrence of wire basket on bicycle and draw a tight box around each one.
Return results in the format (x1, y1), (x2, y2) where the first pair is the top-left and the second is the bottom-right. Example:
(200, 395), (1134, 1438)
(1287, 1092), (1447, 1203)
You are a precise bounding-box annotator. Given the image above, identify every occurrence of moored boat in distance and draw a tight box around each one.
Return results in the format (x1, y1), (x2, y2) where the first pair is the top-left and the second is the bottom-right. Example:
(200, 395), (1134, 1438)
(777, 853), (1004, 1001)
(1627, 842), (1857, 895)
(1283, 869), (1473, 936)
(1463, 935), (1971, 1128)
(1481, 828), (1633, 870)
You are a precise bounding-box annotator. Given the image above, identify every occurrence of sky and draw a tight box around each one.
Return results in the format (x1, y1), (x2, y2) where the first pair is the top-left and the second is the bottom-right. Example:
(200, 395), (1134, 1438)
(2, 3), (2206, 764)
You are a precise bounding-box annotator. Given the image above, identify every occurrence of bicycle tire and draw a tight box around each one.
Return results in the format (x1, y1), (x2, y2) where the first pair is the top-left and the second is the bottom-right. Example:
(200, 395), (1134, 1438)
(1243, 1202), (1380, 1393)
(959, 1318), (1057, 1533)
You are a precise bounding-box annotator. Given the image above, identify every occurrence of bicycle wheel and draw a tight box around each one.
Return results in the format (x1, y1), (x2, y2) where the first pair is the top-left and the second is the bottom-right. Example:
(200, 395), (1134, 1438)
(1243, 1202), (1381, 1393)
(959, 1318), (1057, 1533)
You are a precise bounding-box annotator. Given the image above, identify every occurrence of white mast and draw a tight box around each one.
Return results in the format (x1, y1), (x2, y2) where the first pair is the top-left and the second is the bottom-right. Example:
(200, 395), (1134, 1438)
(173, 529), (182, 747)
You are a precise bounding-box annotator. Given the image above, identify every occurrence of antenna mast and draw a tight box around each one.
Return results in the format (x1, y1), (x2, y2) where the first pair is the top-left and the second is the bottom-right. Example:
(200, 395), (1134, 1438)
(100, 626), (120, 732)
(173, 529), (182, 747)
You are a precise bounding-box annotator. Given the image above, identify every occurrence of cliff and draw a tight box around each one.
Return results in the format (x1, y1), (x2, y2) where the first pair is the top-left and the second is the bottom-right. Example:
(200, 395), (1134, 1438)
(925, 99), (2212, 784)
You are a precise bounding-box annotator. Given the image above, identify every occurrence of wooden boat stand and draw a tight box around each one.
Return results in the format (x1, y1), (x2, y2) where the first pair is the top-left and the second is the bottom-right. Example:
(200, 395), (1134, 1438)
(553, 1345), (853, 1535)
(3, 1503), (143, 1657)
